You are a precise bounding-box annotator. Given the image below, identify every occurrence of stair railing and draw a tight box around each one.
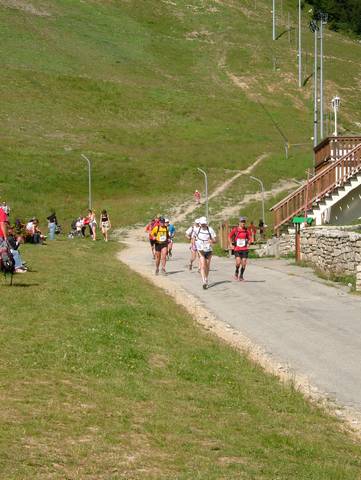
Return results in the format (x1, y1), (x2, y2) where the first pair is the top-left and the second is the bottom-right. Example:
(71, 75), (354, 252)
(271, 143), (361, 232)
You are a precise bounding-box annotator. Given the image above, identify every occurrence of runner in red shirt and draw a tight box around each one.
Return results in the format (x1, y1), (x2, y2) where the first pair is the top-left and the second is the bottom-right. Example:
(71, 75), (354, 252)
(0, 207), (8, 240)
(228, 216), (250, 281)
(145, 215), (160, 259)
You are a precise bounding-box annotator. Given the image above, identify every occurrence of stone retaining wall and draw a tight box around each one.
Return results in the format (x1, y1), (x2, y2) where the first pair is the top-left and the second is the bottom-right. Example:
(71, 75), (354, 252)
(301, 226), (361, 277)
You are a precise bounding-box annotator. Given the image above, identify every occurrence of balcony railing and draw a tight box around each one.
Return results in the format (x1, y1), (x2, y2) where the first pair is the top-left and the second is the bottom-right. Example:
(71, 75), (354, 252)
(314, 136), (361, 172)
(271, 142), (361, 232)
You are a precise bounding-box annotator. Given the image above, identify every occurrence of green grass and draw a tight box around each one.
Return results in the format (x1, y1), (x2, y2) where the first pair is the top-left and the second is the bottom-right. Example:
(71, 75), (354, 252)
(1, 0), (361, 228)
(1, 239), (361, 478)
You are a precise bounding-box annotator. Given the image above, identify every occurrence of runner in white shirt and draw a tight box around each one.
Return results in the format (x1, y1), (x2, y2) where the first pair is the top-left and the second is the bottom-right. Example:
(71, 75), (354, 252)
(185, 218), (200, 271)
(192, 216), (216, 289)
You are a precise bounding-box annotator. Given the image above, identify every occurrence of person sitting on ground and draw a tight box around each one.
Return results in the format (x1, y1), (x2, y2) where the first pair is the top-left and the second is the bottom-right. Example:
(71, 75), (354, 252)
(14, 219), (26, 242)
(7, 227), (27, 273)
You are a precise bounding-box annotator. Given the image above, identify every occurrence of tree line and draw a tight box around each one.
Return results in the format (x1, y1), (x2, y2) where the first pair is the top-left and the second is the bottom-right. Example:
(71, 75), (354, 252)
(307, 0), (361, 36)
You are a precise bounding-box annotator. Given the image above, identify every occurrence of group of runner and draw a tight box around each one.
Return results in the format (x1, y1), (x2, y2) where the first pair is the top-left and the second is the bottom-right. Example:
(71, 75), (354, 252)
(145, 216), (176, 275)
(146, 214), (253, 290)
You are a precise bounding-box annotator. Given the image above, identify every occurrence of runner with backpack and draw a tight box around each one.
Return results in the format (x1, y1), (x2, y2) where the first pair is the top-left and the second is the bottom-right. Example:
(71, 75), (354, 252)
(228, 216), (250, 281)
(185, 218), (200, 271)
(192, 216), (216, 289)
(151, 217), (169, 275)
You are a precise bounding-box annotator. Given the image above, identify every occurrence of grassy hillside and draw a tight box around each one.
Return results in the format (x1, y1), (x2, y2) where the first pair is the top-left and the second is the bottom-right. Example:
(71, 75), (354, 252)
(0, 0), (360, 227)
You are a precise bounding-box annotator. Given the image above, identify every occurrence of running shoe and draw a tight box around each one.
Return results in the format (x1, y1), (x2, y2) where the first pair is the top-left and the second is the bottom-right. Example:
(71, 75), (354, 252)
(239, 275), (244, 281)
(202, 283), (208, 290)
(189, 263), (193, 271)
(233, 274), (239, 281)
(161, 269), (167, 276)
(155, 269), (159, 275)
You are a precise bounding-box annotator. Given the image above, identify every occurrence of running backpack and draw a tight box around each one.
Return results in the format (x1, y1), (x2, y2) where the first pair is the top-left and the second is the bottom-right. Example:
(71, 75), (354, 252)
(196, 226), (213, 241)
(154, 226), (169, 242)
(0, 243), (15, 275)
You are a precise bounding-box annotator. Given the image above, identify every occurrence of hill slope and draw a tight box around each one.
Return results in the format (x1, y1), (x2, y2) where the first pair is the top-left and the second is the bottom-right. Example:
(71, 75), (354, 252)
(0, 0), (360, 226)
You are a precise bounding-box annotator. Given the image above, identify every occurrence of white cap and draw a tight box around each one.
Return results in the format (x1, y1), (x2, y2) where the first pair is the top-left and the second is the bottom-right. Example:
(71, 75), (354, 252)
(198, 216), (208, 225)
(165, 218), (169, 223)
(195, 218), (200, 224)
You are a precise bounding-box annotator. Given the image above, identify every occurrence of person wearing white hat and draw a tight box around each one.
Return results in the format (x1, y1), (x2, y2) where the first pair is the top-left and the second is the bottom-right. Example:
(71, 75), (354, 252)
(185, 218), (200, 271)
(192, 217), (216, 289)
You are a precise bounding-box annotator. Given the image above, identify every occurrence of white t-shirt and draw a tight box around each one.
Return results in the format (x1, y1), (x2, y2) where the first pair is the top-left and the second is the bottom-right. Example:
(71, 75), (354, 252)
(193, 226), (216, 252)
(185, 225), (196, 238)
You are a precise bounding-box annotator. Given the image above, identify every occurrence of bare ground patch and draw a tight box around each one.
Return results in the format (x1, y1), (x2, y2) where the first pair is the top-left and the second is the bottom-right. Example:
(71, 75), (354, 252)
(0, 0), (51, 16)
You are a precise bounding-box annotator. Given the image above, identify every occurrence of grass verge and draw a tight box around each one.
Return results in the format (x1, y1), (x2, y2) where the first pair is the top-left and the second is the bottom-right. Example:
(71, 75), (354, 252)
(1, 238), (361, 479)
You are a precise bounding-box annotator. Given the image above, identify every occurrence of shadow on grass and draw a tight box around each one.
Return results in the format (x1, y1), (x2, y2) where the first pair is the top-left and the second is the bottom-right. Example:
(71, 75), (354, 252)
(10, 283), (40, 288)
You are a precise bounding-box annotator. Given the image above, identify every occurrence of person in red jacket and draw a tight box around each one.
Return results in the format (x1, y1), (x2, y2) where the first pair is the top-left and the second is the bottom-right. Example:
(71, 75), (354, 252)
(228, 216), (250, 281)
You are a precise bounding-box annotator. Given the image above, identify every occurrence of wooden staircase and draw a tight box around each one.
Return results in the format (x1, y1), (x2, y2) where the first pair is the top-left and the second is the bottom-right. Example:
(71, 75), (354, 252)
(271, 138), (361, 233)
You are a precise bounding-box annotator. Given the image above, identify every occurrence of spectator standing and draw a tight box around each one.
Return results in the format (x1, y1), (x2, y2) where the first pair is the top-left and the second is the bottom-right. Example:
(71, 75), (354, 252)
(88, 209), (97, 240)
(47, 212), (58, 240)
(100, 209), (111, 242)
(194, 190), (201, 204)
(248, 221), (257, 244)
(0, 206), (8, 242)
(1, 200), (10, 215)
(259, 219), (266, 240)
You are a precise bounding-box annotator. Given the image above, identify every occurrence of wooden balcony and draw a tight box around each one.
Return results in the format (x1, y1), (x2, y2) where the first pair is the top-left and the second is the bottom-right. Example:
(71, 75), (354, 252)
(314, 136), (361, 172)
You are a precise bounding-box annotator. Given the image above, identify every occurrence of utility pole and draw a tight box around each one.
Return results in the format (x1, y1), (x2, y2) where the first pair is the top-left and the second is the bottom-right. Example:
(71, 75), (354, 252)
(81, 154), (92, 210)
(310, 20), (319, 148)
(298, 0), (302, 87)
(319, 12), (328, 140)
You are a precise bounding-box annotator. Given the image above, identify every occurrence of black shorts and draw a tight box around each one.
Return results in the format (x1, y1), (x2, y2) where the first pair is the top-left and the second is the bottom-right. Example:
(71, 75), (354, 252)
(150, 239), (156, 246)
(234, 250), (248, 258)
(155, 242), (168, 252)
(199, 250), (213, 259)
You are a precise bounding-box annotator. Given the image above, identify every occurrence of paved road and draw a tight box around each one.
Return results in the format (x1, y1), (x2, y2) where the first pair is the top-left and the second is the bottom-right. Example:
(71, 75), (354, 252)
(122, 240), (361, 413)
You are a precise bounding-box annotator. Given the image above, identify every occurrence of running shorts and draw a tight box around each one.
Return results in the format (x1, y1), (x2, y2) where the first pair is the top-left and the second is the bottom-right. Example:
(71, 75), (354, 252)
(199, 250), (212, 259)
(234, 250), (248, 258)
(155, 242), (168, 252)
(150, 239), (156, 246)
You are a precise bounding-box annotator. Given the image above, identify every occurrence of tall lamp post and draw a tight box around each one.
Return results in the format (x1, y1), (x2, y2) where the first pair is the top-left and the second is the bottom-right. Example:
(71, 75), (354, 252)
(81, 154), (92, 210)
(197, 168), (208, 220)
(319, 12), (328, 140)
(250, 176), (265, 225)
(331, 96), (341, 136)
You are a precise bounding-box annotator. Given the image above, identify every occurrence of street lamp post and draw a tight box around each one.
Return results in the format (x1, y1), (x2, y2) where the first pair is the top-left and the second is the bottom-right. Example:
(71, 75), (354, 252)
(197, 168), (208, 220)
(319, 12), (328, 140)
(81, 154), (92, 210)
(250, 176), (265, 225)
(331, 96), (341, 136)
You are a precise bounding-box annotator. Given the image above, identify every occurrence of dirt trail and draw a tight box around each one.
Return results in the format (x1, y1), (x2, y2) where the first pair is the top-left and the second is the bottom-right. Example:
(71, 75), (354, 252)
(215, 178), (299, 220)
(171, 153), (268, 224)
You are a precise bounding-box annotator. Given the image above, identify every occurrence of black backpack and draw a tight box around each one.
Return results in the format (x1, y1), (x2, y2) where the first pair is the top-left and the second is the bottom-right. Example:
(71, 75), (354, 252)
(0, 244), (15, 276)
